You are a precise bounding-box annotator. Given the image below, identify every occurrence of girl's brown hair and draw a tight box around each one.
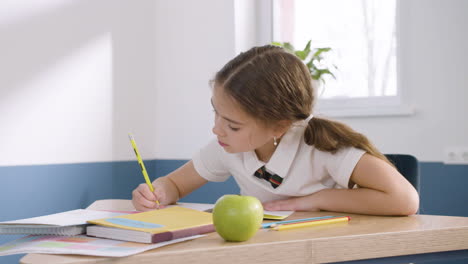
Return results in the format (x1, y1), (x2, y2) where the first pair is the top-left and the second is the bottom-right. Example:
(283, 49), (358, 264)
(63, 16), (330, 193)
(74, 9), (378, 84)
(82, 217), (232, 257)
(214, 45), (389, 162)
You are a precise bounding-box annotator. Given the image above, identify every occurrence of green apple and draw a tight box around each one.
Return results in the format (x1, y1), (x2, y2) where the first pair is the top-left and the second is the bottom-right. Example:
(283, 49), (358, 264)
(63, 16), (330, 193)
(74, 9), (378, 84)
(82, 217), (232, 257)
(212, 194), (264, 242)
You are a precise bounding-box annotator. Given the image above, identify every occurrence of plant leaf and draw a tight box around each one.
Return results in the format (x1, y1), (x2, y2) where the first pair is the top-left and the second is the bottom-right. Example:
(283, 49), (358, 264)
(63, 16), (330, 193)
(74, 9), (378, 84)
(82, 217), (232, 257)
(311, 72), (320, 80)
(304, 40), (311, 53)
(282, 42), (295, 53)
(295, 50), (307, 60)
(271, 42), (283, 47)
(297, 40), (312, 60)
(312, 47), (332, 59)
(305, 57), (317, 68)
(270, 40), (336, 83)
(316, 68), (336, 79)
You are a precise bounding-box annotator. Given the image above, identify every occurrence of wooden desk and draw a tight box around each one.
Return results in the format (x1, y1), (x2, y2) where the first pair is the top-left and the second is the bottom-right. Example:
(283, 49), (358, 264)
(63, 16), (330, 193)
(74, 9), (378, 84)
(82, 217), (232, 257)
(21, 199), (468, 264)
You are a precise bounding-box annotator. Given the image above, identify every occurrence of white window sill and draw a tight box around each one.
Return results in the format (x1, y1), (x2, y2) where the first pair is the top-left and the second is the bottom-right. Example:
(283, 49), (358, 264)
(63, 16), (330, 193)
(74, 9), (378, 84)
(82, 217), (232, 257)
(315, 104), (415, 118)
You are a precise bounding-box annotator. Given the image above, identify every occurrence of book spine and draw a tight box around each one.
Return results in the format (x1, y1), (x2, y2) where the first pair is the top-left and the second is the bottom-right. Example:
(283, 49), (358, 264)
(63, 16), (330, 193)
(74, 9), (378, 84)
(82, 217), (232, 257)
(151, 224), (215, 243)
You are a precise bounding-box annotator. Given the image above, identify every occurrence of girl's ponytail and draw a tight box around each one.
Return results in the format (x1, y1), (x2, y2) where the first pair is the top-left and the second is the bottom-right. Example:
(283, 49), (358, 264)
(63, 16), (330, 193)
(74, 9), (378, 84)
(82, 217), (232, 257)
(304, 117), (391, 164)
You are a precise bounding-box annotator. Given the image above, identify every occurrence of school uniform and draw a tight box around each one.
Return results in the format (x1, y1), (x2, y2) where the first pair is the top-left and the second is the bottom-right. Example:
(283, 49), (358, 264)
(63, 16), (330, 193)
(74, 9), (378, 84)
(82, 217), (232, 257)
(192, 119), (365, 202)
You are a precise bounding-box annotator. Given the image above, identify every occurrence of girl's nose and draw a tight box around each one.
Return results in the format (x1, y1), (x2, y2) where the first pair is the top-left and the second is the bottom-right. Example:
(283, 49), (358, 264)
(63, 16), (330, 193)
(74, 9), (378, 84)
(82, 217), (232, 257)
(212, 117), (225, 137)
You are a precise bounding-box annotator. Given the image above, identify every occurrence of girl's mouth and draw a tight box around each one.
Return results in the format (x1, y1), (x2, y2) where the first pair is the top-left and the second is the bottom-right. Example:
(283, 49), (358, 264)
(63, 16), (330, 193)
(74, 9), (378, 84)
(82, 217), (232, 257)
(218, 141), (229, 147)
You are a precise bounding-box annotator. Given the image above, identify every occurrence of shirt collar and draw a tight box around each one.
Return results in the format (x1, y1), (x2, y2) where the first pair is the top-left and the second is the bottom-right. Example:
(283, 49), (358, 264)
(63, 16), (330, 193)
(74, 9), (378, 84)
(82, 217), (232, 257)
(244, 120), (307, 178)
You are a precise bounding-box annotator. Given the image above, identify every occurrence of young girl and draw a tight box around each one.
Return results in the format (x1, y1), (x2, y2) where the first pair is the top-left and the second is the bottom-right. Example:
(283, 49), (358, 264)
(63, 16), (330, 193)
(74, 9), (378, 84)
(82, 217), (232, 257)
(132, 45), (419, 216)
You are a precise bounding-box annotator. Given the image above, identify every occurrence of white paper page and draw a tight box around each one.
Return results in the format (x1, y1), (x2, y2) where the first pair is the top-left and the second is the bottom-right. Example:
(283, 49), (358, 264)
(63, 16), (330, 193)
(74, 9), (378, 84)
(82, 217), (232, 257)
(263, 210), (294, 218)
(171, 202), (294, 219)
(0, 209), (124, 226)
(0, 234), (203, 257)
(170, 202), (214, 212)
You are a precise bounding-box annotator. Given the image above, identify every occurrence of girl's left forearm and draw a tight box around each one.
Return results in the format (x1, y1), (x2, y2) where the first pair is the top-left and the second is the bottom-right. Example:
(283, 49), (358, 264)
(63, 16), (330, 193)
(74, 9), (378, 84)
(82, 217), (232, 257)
(298, 187), (419, 216)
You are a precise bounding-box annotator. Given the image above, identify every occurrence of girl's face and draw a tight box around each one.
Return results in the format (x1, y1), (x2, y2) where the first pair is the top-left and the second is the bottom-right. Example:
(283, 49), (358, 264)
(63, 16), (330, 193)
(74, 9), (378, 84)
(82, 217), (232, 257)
(211, 86), (277, 154)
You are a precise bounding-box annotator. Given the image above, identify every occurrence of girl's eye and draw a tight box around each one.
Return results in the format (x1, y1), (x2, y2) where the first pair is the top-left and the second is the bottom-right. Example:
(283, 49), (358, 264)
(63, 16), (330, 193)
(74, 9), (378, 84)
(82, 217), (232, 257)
(228, 125), (240, 131)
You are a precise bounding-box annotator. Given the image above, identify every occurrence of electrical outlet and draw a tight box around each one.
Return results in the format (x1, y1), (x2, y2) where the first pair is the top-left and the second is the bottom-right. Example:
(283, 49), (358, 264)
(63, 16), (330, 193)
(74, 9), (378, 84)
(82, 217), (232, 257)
(443, 147), (468, 164)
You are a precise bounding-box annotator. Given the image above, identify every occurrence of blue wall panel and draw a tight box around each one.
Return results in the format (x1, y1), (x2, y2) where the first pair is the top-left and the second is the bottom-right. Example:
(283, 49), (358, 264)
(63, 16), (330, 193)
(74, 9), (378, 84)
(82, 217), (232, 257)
(0, 160), (467, 263)
(419, 162), (468, 217)
(111, 159), (240, 203)
(0, 162), (115, 263)
(154, 160), (240, 204)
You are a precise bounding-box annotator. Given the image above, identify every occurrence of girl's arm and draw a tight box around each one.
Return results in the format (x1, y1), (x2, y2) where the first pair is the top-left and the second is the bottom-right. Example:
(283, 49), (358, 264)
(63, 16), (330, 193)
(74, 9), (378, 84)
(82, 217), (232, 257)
(132, 160), (208, 211)
(263, 154), (420, 216)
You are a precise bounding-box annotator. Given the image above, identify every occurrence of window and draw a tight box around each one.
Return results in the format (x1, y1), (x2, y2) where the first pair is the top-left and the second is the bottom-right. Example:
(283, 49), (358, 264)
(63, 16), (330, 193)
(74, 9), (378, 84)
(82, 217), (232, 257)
(268, 0), (413, 117)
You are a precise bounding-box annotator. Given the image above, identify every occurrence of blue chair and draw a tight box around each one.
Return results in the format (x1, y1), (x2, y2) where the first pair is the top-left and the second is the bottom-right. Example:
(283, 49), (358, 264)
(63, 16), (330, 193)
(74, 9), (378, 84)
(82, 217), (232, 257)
(384, 155), (421, 263)
(384, 154), (420, 193)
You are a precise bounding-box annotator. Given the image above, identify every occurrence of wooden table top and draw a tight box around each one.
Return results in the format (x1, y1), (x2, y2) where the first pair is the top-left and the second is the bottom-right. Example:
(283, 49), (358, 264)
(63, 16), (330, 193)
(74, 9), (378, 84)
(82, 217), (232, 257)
(21, 199), (468, 264)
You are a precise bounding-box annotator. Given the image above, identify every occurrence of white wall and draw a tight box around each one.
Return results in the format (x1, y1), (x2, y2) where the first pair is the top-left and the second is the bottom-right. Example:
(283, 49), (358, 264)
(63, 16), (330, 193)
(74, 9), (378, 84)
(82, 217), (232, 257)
(0, 0), (235, 166)
(152, 0), (235, 159)
(1, 0), (466, 166)
(0, 0), (157, 166)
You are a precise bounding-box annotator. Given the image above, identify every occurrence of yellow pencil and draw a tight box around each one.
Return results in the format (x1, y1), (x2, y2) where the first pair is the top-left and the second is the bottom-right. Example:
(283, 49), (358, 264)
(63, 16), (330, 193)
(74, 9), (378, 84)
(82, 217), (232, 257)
(271, 216), (350, 231)
(128, 134), (160, 207)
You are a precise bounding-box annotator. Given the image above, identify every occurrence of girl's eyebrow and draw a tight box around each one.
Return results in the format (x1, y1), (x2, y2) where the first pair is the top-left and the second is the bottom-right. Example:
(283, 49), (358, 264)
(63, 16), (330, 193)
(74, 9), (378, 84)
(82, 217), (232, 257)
(210, 99), (245, 125)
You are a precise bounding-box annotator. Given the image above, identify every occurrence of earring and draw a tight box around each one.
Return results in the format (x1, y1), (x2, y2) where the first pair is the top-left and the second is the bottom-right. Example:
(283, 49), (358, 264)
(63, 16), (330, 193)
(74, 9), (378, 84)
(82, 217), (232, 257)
(273, 136), (278, 146)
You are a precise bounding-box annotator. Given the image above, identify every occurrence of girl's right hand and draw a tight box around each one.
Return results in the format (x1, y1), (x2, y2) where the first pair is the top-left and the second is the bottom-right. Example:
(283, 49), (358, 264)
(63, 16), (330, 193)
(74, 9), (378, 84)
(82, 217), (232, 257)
(131, 183), (165, 211)
(131, 161), (205, 211)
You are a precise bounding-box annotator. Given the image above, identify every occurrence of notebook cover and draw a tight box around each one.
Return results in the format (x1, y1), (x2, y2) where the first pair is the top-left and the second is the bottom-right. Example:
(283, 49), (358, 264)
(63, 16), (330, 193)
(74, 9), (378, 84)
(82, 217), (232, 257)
(149, 223), (214, 243)
(87, 206), (214, 243)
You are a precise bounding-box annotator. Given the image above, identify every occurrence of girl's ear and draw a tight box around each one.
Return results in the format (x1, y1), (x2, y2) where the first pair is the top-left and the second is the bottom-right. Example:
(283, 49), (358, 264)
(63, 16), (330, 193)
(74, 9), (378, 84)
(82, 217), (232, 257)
(274, 120), (293, 137)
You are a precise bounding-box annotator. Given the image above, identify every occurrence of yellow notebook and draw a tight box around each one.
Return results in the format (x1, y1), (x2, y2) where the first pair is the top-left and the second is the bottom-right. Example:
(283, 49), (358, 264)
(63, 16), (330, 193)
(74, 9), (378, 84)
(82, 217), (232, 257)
(86, 206), (214, 243)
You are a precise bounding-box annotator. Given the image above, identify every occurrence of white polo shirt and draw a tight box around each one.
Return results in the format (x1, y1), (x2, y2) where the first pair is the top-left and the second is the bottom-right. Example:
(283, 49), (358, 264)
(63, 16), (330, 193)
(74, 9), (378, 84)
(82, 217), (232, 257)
(192, 120), (365, 203)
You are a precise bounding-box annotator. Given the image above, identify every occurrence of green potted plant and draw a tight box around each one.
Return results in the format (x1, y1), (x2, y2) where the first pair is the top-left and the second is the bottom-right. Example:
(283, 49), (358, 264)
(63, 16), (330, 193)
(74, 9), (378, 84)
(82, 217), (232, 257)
(272, 40), (336, 88)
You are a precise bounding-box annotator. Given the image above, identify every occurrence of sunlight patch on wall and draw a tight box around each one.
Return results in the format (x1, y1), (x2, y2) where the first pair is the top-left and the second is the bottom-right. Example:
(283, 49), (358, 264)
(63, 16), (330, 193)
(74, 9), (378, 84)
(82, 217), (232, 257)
(0, 33), (113, 166)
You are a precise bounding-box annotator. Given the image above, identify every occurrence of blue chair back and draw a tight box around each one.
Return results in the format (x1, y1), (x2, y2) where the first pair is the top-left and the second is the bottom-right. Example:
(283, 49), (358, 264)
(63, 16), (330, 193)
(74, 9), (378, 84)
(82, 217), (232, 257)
(385, 154), (420, 192)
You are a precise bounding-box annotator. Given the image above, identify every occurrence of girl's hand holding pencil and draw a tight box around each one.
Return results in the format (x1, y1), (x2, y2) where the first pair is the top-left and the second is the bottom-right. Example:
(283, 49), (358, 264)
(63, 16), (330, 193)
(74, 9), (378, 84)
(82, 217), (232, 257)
(132, 183), (166, 211)
(129, 134), (183, 211)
